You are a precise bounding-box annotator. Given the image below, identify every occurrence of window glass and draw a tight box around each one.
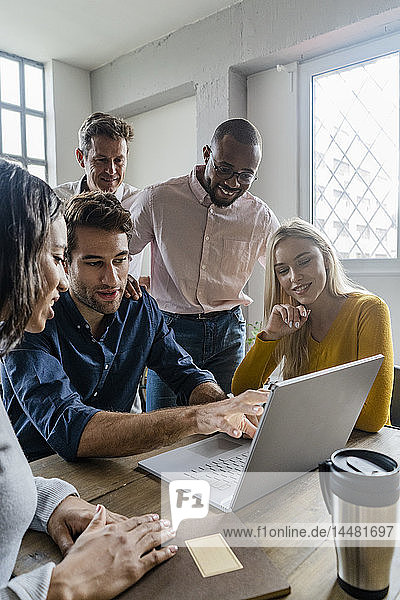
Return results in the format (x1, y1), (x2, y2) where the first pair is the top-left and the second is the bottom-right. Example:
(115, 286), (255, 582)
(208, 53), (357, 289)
(312, 53), (399, 259)
(24, 64), (44, 111)
(1, 108), (22, 155)
(0, 57), (20, 105)
(0, 52), (46, 179)
(26, 114), (45, 159)
(27, 163), (46, 180)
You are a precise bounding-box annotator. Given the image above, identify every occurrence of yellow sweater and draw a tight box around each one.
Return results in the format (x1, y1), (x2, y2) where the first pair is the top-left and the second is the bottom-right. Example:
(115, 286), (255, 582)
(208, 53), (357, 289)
(232, 294), (393, 432)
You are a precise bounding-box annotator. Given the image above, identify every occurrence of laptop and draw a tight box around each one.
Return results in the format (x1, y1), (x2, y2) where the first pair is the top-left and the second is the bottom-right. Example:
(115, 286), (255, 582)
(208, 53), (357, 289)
(139, 355), (383, 512)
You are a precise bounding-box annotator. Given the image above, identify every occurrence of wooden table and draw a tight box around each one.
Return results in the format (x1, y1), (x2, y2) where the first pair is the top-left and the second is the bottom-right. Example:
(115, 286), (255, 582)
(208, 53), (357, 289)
(15, 427), (400, 599)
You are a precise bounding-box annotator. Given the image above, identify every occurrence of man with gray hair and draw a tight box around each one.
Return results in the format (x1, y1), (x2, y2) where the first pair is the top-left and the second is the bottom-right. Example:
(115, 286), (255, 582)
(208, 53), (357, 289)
(55, 112), (144, 280)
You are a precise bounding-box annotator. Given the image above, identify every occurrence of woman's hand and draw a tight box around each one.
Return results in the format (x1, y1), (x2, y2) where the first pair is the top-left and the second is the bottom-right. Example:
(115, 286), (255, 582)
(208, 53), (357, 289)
(139, 275), (150, 291)
(47, 495), (128, 556)
(124, 274), (142, 300)
(261, 304), (310, 341)
(48, 506), (177, 600)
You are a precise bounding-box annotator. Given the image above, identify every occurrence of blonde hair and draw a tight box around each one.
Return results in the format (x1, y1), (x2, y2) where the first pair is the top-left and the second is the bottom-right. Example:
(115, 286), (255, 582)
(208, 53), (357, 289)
(264, 218), (366, 379)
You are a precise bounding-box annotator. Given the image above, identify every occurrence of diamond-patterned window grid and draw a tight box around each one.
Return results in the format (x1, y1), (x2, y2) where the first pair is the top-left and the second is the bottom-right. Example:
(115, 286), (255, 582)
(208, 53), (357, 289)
(312, 52), (399, 259)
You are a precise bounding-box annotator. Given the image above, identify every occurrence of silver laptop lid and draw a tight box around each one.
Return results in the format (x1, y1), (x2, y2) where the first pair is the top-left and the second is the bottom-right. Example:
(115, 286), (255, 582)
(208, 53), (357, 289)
(231, 354), (384, 510)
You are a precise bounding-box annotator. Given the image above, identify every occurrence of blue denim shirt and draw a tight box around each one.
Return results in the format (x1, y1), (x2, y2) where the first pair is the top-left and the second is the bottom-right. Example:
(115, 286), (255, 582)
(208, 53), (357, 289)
(1, 290), (215, 461)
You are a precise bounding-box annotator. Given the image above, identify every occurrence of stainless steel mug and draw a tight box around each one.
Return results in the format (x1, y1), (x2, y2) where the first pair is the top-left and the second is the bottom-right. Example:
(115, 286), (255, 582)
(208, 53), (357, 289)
(319, 449), (399, 600)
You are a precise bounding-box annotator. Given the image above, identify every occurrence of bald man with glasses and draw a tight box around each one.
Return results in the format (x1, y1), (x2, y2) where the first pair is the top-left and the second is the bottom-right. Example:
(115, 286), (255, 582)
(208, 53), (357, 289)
(129, 118), (279, 411)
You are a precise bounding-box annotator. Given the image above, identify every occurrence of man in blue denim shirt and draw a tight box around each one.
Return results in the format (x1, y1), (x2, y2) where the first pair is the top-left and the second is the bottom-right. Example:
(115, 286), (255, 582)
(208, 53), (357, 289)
(1, 192), (264, 461)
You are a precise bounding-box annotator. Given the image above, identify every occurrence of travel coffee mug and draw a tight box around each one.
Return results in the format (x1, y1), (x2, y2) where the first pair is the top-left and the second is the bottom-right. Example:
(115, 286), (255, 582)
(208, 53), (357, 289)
(319, 449), (399, 600)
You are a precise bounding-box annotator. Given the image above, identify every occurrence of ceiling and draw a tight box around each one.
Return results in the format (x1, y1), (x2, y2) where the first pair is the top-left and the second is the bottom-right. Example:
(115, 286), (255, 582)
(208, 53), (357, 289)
(0, 0), (240, 71)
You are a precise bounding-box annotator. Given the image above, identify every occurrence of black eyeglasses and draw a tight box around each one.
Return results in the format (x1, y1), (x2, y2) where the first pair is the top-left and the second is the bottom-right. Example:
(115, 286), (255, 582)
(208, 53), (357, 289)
(209, 152), (257, 185)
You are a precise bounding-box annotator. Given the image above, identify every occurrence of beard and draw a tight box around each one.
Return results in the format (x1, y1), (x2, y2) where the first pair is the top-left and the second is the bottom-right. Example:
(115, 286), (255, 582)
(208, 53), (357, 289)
(208, 185), (242, 208)
(69, 277), (123, 316)
(211, 195), (237, 208)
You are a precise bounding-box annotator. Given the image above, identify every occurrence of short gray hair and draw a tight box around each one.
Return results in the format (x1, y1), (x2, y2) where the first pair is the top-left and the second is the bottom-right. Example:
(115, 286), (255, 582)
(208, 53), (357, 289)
(78, 112), (134, 157)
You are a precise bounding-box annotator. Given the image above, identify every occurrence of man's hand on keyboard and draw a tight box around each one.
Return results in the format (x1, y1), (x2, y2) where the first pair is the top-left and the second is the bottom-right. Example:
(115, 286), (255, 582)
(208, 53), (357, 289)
(194, 390), (266, 439)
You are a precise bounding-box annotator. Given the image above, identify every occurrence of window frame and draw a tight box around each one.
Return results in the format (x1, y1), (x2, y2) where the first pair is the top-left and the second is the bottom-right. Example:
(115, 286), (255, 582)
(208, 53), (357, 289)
(299, 33), (400, 277)
(0, 49), (47, 180)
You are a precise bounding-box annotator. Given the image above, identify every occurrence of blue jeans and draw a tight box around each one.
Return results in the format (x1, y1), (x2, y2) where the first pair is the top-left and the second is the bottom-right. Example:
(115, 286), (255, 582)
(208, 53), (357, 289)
(146, 306), (246, 411)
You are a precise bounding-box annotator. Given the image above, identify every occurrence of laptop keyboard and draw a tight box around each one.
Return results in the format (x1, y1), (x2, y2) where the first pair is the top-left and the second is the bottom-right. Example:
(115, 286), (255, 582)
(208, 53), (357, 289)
(184, 451), (248, 490)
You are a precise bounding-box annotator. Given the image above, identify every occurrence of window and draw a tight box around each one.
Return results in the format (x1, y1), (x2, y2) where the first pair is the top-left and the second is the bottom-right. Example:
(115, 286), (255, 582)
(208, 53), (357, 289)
(0, 51), (46, 180)
(299, 34), (400, 273)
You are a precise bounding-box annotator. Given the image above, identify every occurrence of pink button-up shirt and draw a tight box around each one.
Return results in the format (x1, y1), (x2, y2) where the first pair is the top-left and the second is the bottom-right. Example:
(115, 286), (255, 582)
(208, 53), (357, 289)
(129, 166), (279, 314)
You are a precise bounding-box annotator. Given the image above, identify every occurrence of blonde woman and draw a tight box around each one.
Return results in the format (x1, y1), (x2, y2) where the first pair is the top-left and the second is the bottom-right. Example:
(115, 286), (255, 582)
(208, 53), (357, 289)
(232, 218), (393, 432)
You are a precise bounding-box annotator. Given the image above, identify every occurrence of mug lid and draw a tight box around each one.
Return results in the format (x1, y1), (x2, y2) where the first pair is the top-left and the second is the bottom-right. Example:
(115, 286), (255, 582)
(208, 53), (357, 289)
(327, 449), (400, 506)
(331, 449), (398, 475)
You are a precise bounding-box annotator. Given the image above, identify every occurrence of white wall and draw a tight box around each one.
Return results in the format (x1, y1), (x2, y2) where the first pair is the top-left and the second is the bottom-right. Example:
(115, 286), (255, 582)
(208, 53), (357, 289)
(91, 0), (400, 148)
(46, 60), (91, 187)
(247, 66), (299, 329)
(125, 96), (196, 189)
(125, 96), (197, 274)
